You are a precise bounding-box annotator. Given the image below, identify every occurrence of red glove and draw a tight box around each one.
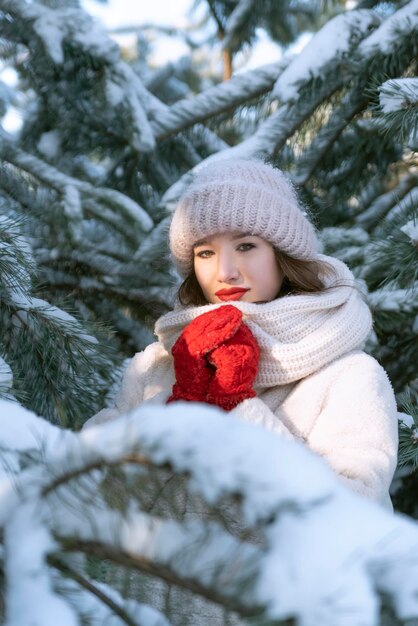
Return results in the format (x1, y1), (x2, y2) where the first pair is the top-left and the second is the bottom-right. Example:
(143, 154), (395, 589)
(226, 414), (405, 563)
(206, 322), (260, 411)
(167, 305), (243, 404)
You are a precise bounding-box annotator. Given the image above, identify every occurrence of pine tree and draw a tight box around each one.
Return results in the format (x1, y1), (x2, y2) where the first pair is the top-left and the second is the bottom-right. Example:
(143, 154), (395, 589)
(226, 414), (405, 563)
(0, 0), (418, 624)
(196, 0), (349, 79)
(3, 398), (418, 626)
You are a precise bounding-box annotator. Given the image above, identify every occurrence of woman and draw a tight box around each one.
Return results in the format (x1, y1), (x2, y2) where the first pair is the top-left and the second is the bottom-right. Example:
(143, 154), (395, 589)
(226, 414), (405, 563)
(84, 158), (398, 510)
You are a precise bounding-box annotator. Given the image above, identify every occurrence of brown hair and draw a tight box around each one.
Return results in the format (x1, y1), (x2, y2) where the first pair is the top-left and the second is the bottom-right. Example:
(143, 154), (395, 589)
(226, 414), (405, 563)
(176, 249), (341, 307)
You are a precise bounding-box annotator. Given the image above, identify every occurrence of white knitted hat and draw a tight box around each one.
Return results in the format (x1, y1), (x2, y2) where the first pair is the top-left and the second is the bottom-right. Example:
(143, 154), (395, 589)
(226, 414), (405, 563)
(169, 159), (319, 277)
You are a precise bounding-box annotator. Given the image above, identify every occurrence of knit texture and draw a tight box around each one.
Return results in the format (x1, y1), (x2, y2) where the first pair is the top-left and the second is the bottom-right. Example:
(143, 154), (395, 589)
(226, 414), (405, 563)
(166, 305), (259, 410)
(155, 255), (372, 386)
(169, 159), (319, 277)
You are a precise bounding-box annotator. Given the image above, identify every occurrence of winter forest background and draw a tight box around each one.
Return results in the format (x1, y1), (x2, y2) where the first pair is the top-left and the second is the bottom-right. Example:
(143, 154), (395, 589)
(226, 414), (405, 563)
(0, 0), (417, 625)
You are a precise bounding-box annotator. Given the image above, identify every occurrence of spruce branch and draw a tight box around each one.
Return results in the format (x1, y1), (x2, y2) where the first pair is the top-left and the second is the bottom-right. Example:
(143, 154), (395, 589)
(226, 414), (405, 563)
(0, 138), (153, 233)
(56, 536), (263, 620)
(357, 173), (418, 230)
(47, 555), (142, 626)
(397, 390), (418, 469)
(150, 61), (287, 141)
(220, 74), (346, 161)
(294, 86), (370, 184)
(42, 454), (155, 498)
(377, 78), (418, 146)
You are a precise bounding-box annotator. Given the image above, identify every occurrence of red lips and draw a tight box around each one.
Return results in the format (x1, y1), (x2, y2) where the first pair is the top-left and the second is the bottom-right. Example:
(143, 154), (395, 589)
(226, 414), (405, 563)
(215, 288), (249, 296)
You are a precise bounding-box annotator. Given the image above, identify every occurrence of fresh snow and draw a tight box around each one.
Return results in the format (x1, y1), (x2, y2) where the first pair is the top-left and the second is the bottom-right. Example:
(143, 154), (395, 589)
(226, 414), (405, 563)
(8, 291), (99, 344)
(0, 357), (13, 389)
(63, 186), (83, 220)
(368, 286), (418, 314)
(2, 399), (418, 624)
(62, 577), (172, 626)
(379, 78), (418, 113)
(31, 5), (119, 65)
(4, 502), (78, 626)
(401, 218), (418, 244)
(6, 142), (154, 231)
(151, 61), (285, 140)
(358, 0), (418, 55)
(37, 131), (62, 159)
(107, 65), (156, 152)
(272, 10), (379, 101)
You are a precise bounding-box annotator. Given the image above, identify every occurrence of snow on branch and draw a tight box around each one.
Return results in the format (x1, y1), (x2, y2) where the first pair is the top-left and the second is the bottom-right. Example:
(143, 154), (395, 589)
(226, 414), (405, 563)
(379, 78), (418, 114)
(358, 174), (418, 230)
(7, 291), (99, 345)
(150, 61), (287, 141)
(53, 572), (172, 626)
(4, 501), (78, 626)
(378, 78), (418, 149)
(51, 501), (261, 617)
(0, 357), (13, 392)
(1, 0), (156, 153)
(0, 139), (153, 233)
(1, 0), (119, 65)
(357, 0), (418, 56)
(3, 399), (418, 625)
(161, 71), (350, 207)
(368, 285), (418, 314)
(378, 187), (418, 231)
(272, 10), (380, 102)
(401, 218), (418, 246)
(105, 63), (156, 152)
(294, 88), (368, 185)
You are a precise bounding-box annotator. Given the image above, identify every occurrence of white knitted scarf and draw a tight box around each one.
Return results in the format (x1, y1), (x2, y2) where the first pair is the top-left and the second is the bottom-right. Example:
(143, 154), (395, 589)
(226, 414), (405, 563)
(155, 255), (372, 387)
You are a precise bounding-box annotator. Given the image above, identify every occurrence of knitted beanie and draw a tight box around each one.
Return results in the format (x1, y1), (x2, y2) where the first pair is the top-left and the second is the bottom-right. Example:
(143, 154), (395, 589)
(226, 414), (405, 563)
(169, 158), (319, 277)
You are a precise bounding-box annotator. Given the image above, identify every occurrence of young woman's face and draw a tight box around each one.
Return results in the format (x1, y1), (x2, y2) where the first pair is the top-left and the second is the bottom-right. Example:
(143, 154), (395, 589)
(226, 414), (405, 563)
(193, 231), (284, 304)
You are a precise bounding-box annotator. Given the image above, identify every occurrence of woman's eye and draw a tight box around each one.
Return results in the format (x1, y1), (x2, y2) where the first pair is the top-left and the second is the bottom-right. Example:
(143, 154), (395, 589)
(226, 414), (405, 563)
(238, 243), (255, 251)
(195, 250), (213, 258)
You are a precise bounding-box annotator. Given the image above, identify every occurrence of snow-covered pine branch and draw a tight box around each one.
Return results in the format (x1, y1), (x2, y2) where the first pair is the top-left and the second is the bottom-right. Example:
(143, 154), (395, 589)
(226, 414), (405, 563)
(164, 9), (398, 185)
(368, 285), (418, 315)
(401, 218), (418, 247)
(0, 357), (13, 398)
(357, 174), (418, 230)
(271, 10), (380, 102)
(160, 65), (356, 208)
(379, 78), (418, 114)
(293, 88), (370, 185)
(1, 0), (155, 153)
(0, 139), (153, 234)
(0, 213), (115, 425)
(150, 61), (287, 141)
(378, 78), (418, 148)
(357, 0), (418, 57)
(3, 399), (418, 626)
(376, 187), (418, 233)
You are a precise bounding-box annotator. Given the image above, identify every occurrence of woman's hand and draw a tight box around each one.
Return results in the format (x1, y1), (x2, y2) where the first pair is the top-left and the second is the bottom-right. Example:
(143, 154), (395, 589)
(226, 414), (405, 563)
(167, 305), (259, 410)
(206, 322), (259, 411)
(167, 305), (242, 404)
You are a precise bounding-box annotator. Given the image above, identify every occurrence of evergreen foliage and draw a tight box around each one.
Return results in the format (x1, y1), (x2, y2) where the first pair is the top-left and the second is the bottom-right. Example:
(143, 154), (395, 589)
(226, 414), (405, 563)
(0, 0), (417, 623)
(3, 400), (418, 626)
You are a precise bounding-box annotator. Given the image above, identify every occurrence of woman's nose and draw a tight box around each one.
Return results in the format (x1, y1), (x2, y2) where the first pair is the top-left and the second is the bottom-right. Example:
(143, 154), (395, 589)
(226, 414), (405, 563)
(216, 252), (240, 282)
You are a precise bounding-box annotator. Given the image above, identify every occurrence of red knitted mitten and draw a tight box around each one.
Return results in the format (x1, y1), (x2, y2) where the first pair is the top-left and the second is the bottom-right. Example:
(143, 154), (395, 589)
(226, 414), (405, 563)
(206, 322), (260, 411)
(167, 305), (243, 404)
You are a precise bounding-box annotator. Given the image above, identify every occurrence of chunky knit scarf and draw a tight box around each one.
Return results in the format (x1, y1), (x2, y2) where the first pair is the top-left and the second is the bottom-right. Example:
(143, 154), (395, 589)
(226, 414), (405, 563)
(154, 255), (372, 387)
